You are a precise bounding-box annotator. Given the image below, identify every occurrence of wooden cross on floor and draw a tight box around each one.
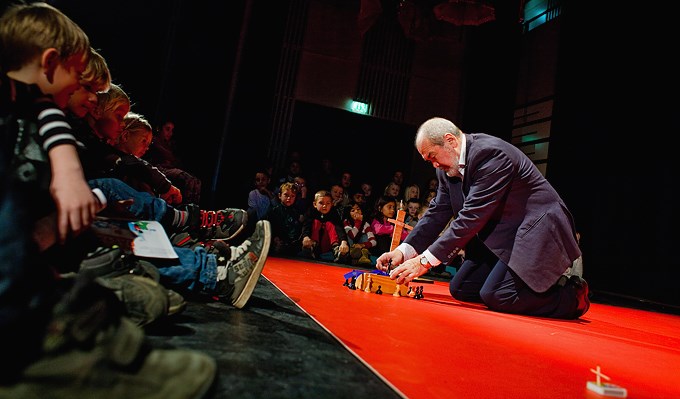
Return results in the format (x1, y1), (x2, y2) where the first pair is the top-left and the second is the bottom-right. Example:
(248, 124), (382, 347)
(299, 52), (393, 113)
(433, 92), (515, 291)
(388, 200), (413, 251)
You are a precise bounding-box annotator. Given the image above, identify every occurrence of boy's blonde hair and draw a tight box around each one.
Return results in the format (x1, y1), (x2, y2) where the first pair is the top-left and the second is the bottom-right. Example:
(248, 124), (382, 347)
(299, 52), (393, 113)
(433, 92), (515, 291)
(123, 111), (152, 136)
(279, 182), (296, 194)
(314, 190), (331, 204)
(93, 82), (130, 118)
(0, 2), (89, 73)
(81, 47), (111, 93)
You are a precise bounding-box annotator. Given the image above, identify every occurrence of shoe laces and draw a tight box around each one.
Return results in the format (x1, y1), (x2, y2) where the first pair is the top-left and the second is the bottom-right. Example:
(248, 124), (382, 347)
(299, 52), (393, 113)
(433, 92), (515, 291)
(199, 210), (225, 228)
(230, 239), (252, 261)
(217, 265), (228, 282)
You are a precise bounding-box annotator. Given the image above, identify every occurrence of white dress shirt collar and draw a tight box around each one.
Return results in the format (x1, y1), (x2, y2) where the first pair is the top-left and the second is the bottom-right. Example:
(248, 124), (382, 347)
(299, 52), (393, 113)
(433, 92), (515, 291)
(458, 133), (467, 177)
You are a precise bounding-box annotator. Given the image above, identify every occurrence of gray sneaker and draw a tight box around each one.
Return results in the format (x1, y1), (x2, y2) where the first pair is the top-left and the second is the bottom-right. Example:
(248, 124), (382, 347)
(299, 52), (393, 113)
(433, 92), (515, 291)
(95, 274), (170, 327)
(167, 288), (187, 316)
(217, 220), (271, 308)
(0, 319), (216, 399)
(0, 277), (215, 399)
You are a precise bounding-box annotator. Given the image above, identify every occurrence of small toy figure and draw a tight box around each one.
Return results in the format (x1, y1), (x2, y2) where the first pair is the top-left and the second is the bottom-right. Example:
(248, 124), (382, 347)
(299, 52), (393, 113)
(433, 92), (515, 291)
(586, 365), (627, 398)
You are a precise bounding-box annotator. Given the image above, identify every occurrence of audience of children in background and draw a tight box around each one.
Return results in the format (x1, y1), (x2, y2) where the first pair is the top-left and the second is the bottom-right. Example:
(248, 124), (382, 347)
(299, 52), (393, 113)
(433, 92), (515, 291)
(301, 190), (349, 262)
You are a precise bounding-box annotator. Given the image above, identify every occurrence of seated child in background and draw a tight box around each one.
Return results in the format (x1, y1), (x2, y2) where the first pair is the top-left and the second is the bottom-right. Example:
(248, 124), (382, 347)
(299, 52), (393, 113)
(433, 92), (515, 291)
(292, 176), (310, 215)
(383, 181), (401, 199)
(266, 182), (304, 256)
(115, 111), (152, 158)
(403, 183), (420, 204)
(247, 169), (274, 223)
(405, 198), (421, 228)
(369, 195), (409, 257)
(301, 190), (349, 262)
(330, 183), (346, 220)
(350, 187), (368, 212)
(63, 50), (242, 243)
(69, 83), (183, 205)
(144, 120), (203, 206)
(423, 189), (437, 206)
(360, 182), (374, 208)
(342, 201), (377, 266)
(113, 111), (155, 195)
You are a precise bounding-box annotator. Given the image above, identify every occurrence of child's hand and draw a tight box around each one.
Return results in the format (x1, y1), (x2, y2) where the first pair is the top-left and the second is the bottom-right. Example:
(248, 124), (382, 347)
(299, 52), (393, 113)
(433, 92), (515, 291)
(161, 185), (183, 205)
(48, 146), (99, 243)
(302, 236), (314, 249)
(52, 178), (98, 243)
(339, 241), (350, 255)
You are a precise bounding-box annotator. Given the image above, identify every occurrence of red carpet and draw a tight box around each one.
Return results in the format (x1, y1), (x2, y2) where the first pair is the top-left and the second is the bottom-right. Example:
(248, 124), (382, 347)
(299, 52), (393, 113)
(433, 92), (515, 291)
(262, 257), (680, 399)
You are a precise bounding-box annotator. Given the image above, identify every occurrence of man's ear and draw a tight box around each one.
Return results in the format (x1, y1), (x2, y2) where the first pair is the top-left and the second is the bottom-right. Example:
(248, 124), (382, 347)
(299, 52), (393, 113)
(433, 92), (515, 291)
(42, 48), (60, 84)
(444, 132), (457, 145)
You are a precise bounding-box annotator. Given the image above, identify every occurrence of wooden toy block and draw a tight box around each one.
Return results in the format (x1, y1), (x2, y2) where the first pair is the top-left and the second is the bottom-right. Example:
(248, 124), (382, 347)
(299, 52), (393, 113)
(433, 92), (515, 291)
(354, 273), (410, 296)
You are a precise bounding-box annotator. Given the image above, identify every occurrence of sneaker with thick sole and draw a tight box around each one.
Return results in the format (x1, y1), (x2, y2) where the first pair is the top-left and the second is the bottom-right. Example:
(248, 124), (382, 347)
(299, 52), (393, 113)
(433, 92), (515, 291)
(167, 288), (187, 316)
(0, 318), (216, 399)
(217, 220), (271, 309)
(0, 276), (216, 399)
(95, 274), (170, 327)
(181, 204), (247, 241)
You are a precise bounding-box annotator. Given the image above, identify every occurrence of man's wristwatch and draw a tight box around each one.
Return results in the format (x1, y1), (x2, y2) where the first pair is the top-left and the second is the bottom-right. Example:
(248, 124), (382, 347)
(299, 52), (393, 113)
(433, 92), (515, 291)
(419, 255), (432, 269)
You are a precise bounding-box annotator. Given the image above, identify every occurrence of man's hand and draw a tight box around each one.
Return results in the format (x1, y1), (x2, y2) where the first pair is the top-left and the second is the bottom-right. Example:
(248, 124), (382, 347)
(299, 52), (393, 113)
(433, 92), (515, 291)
(389, 257), (428, 284)
(376, 249), (404, 272)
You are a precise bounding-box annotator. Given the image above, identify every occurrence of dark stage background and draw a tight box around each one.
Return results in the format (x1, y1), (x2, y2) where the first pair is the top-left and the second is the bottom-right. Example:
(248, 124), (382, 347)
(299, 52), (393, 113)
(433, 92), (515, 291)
(27, 0), (680, 307)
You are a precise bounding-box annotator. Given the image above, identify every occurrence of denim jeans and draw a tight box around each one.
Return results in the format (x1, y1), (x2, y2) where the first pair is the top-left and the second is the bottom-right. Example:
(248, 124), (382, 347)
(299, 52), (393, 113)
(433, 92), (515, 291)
(155, 246), (218, 295)
(88, 178), (168, 222)
(0, 150), (56, 381)
(88, 178), (220, 295)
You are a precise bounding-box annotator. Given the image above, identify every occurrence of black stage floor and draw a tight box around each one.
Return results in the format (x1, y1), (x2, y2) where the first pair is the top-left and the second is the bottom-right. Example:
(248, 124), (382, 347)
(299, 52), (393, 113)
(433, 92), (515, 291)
(145, 270), (403, 399)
